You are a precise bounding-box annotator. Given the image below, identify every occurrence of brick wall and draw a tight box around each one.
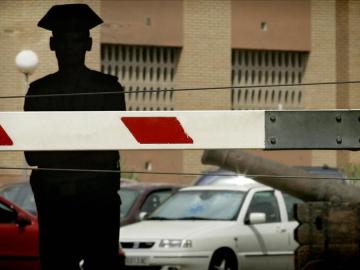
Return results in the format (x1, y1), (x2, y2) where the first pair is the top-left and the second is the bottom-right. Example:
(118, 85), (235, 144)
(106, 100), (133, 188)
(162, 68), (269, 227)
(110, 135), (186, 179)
(303, 0), (338, 167)
(0, 0), (100, 180)
(174, 0), (231, 183)
(348, 0), (360, 165)
(2, 0), (360, 183)
(335, 0), (350, 168)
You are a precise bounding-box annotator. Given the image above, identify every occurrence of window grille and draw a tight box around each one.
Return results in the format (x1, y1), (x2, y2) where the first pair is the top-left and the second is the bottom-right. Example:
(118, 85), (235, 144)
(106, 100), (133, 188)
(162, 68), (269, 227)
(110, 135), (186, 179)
(101, 44), (180, 111)
(232, 50), (308, 110)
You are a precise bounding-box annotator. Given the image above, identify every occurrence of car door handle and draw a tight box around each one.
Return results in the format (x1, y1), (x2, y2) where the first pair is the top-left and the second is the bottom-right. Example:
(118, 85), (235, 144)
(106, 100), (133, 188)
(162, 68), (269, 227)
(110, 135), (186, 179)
(276, 227), (287, 233)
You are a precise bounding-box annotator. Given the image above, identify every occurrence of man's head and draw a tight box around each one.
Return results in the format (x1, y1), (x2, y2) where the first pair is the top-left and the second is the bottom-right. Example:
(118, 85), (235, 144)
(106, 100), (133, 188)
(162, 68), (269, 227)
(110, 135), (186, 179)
(38, 4), (102, 69)
(50, 31), (92, 68)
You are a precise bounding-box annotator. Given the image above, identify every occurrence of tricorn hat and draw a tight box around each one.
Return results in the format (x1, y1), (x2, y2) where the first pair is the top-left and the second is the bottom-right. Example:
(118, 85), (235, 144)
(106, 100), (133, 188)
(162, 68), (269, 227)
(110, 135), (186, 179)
(38, 4), (103, 32)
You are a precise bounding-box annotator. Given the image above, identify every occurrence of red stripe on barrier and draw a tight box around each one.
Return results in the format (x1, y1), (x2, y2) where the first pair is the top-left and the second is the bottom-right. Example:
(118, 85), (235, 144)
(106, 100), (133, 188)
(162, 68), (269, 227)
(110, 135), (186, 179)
(121, 117), (193, 144)
(0, 125), (13, 145)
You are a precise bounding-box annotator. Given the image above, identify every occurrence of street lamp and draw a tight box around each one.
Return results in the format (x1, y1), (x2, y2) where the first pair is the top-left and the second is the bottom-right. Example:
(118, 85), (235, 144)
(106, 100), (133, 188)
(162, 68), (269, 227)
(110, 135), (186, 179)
(15, 50), (39, 178)
(15, 50), (39, 86)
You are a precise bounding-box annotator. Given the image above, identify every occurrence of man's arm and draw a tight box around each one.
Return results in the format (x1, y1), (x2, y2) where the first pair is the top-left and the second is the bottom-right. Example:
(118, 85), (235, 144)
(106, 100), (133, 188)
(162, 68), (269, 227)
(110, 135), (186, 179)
(23, 83), (70, 167)
(103, 78), (126, 111)
(23, 83), (42, 166)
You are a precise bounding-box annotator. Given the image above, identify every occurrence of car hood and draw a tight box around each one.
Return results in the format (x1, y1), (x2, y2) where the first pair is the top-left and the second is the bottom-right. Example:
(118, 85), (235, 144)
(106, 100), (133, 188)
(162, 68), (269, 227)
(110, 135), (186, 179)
(120, 220), (230, 240)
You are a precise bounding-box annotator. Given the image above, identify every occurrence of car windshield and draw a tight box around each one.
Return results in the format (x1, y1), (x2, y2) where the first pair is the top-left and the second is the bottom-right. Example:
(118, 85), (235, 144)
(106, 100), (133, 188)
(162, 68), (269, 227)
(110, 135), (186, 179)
(148, 190), (245, 221)
(119, 188), (141, 218)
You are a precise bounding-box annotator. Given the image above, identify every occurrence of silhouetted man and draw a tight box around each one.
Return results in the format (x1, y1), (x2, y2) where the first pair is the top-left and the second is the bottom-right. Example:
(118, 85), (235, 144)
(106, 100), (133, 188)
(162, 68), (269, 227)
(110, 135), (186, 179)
(24, 4), (125, 270)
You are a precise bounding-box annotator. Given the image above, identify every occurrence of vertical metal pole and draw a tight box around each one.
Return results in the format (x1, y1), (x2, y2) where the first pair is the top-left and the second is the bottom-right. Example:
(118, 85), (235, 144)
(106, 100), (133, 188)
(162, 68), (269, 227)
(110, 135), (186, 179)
(22, 73), (30, 179)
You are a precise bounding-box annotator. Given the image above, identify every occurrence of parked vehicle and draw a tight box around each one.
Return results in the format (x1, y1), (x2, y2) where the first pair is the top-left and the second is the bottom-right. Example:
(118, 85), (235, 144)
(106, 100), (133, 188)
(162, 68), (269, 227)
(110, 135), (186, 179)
(193, 169), (255, 186)
(193, 166), (346, 187)
(120, 183), (302, 270)
(0, 181), (36, 215)
(0, 184), (127, 269)
(0, 180), (179, 228)
(120, 181), (180, 227)
(0, 195), (39, 270)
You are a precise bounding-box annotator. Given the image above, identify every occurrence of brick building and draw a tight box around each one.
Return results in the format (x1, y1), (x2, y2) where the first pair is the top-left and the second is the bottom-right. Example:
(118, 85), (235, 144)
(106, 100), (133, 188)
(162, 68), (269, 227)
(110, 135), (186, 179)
(0, 0), (359, 185)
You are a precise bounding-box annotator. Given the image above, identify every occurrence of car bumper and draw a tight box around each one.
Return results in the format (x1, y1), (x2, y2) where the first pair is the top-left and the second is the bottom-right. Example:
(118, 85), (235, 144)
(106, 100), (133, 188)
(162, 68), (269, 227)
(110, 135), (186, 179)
(123, 250), (210, 270)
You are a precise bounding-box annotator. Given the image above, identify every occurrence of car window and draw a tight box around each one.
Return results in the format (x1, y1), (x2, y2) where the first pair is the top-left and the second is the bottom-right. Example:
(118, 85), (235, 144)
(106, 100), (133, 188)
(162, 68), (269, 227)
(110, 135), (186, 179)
(282, 192), (302, 221)
(0, 184), (22, 202)
(0, 184), (37, 215)
(21, 191), (37, 215)
(140, 190), (173, 214)
(0, 201), (17, 224)
(119, 189), (140, 218)
(148, 190), (245, 221)
(246, 191), (280, 223)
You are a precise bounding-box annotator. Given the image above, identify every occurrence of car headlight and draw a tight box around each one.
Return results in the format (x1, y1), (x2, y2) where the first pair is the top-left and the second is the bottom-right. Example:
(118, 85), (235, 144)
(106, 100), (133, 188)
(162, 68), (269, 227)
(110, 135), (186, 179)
(159, 239), (192, 248)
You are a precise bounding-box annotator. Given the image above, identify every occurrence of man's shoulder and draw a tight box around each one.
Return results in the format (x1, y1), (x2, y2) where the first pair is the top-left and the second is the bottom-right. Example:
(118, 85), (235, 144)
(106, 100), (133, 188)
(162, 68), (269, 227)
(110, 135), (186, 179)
(27, 73), (59, 95)
(87, 69), (119, 84)
(84, 69), (123, 92)
(30, 73), (57, 88)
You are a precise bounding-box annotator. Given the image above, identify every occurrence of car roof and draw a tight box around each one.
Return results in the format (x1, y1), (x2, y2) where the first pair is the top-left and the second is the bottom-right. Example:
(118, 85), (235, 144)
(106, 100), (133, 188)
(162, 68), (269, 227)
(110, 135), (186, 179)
(1, 179), (181, 195)
(192, 169), (264, 187)
(296, 166), (346, 180)
(210, 175), (260, 185)
(192, 169), (236, 185)
(193, 169), (260, 184)
(120, 181), (181, 190)
(181, 183), (266, 192)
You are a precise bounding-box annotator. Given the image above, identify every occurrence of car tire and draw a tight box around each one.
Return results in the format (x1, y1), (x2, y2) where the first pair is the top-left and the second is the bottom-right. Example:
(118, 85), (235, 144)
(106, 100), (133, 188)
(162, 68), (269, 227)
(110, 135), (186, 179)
(209, 250), (237, 270)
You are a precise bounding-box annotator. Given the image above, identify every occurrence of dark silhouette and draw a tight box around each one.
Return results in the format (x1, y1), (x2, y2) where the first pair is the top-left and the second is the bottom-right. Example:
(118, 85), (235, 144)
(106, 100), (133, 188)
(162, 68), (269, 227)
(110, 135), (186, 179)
(24, 4), (125, 270)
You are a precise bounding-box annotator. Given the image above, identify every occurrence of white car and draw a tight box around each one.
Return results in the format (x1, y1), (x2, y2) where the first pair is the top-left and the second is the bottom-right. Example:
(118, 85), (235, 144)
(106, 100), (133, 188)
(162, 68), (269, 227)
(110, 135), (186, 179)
(120, 182), (302, 270)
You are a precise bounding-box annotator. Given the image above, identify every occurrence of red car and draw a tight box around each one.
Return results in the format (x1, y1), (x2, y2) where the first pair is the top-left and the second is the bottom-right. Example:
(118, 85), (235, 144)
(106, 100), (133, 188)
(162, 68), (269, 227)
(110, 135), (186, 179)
(0, 194), (126, 270)
(0, 195), (39, 270)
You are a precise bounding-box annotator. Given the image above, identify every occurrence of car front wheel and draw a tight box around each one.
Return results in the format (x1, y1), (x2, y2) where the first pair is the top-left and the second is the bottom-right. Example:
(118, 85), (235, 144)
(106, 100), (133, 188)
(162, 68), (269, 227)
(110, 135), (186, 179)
(209, 250), (237, 270)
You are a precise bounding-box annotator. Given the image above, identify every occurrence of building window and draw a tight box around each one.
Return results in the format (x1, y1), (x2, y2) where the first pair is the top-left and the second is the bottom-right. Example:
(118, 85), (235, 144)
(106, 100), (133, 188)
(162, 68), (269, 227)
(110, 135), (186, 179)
(101, 44), (180, 111)
(232, 50), (308, 110)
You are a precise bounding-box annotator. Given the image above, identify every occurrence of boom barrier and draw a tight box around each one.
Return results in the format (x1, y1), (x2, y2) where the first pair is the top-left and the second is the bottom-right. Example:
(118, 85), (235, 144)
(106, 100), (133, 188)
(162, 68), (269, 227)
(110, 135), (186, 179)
(0, 110), (359, 150)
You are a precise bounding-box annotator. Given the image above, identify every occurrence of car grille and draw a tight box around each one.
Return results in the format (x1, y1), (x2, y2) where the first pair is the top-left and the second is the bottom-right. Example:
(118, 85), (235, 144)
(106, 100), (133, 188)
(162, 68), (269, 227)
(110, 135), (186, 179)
(121, 242), (155, 249)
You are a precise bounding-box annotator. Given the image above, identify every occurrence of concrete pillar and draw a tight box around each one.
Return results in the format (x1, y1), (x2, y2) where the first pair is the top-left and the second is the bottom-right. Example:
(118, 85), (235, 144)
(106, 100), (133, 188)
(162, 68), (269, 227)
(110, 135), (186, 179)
(175, 0), (231, 182)
(304, 0), (337, 167)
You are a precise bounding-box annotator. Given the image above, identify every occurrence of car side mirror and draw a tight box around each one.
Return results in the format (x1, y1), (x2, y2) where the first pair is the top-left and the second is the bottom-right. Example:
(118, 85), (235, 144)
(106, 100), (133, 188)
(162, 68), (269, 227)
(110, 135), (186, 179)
(16, 212), (32, 227)
(139, 212), (148, 221)
(247, 213), (266, 225)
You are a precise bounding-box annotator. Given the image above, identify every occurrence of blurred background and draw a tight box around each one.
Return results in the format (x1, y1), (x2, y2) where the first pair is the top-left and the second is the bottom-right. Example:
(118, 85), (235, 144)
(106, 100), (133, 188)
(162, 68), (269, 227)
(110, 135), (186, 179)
(1, 0), (360, 186)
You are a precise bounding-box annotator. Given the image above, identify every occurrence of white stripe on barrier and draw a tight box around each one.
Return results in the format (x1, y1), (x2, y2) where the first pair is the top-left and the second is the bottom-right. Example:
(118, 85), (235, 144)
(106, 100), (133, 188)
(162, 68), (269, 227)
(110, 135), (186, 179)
(0, 111), (265, 150)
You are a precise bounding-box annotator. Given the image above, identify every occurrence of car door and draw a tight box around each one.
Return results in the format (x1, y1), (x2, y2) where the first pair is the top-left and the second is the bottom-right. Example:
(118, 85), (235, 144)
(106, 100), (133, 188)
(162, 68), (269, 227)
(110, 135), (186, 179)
(0, 198), (39, 270)
(281, 192), (303, 269)
(239, 190), (291, 270)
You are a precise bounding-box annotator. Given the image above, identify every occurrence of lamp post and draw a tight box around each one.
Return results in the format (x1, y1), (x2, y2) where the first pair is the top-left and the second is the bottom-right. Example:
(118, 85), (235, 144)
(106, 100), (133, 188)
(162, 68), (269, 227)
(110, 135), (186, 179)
(15, 50), (39, 178)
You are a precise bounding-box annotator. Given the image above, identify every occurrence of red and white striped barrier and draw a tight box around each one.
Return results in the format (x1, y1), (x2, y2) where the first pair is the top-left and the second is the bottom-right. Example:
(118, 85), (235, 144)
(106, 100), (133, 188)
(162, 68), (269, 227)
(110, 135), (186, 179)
(0, 111), (265, 150)
(2, 110), (359, 150)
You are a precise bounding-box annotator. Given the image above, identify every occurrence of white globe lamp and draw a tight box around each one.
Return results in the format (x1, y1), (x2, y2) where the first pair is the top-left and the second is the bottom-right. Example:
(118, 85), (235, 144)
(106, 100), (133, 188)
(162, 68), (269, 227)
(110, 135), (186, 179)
(15, 50), (39, 76)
